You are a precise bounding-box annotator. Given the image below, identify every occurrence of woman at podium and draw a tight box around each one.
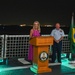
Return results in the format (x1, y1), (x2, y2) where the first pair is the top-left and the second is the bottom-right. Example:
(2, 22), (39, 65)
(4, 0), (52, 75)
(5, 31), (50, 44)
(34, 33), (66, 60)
(28, 21), (41, 63)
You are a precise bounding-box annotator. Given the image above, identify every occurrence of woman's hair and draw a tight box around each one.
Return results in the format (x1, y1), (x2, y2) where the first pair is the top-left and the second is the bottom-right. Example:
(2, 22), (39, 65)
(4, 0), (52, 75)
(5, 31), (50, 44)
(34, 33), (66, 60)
(33, 21), (41, 32)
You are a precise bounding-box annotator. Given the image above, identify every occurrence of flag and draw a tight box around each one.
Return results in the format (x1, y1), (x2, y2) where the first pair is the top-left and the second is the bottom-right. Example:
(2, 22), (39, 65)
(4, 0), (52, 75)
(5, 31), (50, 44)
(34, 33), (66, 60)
(68, 12), (75, 53)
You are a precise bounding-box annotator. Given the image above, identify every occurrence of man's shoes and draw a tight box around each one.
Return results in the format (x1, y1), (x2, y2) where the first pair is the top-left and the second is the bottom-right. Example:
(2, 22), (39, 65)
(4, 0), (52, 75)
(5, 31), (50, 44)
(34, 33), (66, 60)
(58, 61), (62, 65)
(58, 60), (61, 63)
(51, 61), (55, 63)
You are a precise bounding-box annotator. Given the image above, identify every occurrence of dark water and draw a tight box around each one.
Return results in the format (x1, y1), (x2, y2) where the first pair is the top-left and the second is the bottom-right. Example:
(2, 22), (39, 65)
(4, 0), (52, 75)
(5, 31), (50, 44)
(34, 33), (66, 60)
(0, 25), (70, 35)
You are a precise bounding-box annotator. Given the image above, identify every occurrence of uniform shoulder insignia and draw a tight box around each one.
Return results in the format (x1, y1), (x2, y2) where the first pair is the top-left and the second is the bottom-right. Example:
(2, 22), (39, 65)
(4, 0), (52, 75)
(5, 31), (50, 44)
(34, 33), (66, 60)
(60, 29), (63, 32)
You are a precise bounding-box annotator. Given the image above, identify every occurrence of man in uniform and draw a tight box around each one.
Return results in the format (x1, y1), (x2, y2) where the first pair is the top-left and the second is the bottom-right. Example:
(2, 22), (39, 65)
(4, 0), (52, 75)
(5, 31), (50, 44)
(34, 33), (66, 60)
(51, 23), (65, 63)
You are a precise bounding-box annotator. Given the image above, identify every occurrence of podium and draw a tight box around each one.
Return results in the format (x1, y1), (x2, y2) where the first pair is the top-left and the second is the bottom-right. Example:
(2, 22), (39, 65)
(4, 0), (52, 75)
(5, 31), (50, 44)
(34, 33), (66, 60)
(29, 36), (53, 73)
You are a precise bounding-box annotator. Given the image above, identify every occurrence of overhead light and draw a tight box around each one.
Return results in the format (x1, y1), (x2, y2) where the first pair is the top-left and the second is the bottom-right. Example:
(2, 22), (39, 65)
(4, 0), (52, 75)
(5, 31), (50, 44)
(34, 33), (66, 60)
(20, 24), (26, 27)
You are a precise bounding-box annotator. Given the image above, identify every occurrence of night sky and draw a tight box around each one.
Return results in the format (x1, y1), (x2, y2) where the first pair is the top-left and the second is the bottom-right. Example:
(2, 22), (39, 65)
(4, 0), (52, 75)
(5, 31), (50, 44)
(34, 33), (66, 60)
(0, 0), (75, 25)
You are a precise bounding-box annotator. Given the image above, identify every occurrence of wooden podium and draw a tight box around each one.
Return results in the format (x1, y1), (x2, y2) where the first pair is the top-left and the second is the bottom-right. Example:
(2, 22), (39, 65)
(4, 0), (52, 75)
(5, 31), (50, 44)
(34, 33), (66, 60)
(30, 36), (53, 73)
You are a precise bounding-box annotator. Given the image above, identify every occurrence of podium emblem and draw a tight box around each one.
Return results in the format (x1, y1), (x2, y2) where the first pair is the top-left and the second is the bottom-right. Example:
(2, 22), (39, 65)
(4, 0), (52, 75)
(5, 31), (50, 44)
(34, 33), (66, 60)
(39, 51), (48, 62)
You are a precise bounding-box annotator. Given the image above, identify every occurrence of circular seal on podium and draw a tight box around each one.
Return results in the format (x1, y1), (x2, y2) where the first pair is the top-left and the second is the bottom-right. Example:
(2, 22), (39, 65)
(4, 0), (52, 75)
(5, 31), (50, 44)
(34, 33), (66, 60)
(39, 51), (48, 62)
